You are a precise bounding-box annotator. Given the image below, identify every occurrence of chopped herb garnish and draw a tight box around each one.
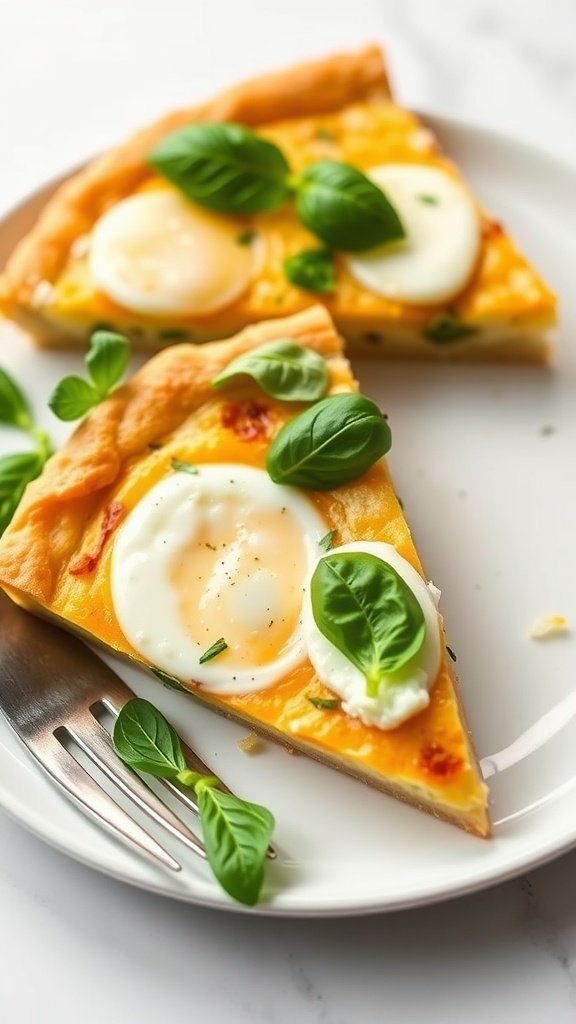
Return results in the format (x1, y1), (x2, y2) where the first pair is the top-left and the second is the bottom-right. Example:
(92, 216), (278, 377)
(205, 542), (217, 551)
(236, 229), (257, 246)
(424, 312), (478, 344)
(539, 424), (556, 437)
(446, 645), (457, 663)
(418, 194), (439, 205)
(171, 458), (199, 474)
(315, 127), (335, 142)
(307, 695), (341, 710)
(318, 530), (336, 552)
(199, 637), (228, 664)
(151, 668), (190, 692)
(158, 328), (191, 341)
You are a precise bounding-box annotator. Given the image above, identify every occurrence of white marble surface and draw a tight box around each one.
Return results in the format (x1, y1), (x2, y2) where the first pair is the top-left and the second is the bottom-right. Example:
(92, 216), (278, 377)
(1, 0), (576, 1021)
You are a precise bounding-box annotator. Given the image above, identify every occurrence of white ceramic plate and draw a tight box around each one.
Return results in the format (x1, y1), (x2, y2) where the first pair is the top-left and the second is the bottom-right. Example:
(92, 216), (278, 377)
(0, 116), (575, 917)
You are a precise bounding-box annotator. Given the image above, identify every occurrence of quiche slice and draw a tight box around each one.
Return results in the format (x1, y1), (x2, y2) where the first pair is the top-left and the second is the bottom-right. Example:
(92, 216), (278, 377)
(0, 306), (489, 835)
(0, 46), (555, 361)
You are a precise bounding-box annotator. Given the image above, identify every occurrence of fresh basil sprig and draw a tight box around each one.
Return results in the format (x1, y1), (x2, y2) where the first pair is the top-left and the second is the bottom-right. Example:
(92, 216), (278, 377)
(0, 368), (53, 535)
(213, 339), (329, 402)
(113, 698), (274, 905)
(149, 123), (404, 257)
(150, 123), (291, 215)
(295, 161), (405, 251)
(266, 393), (391, 490)
(311, 552), (426, 697)
(284, 249), (335, 293)
(49, 330), (130, 421)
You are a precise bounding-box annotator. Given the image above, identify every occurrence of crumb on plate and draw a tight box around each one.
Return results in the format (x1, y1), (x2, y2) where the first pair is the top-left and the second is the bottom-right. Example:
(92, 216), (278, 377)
(529, 614), (569, 639)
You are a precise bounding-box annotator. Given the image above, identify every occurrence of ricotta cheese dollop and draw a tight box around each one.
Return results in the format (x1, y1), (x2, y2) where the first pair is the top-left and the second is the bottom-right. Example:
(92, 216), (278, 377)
(302, 541), (442, 729)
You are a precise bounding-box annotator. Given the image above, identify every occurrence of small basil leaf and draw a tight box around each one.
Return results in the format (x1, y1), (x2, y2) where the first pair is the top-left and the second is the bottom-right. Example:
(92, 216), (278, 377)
(284, 248), (335, 293)
(0, 368), (33, 431)
(199, 637), (228, 664)
(197, 782), (274, 905)
(311, 552), (426, 696)
(213, 339), (329, 402)
(112, 697), (187, 778)
(150, 122), (291, 215)
(266, 393), (391, 490)
(424, 312), (478, 344)
(0, 451), (43, 500)
(295, 161), (405, 251)
(85, 330), (130, 394)
(48, 377), (101, 421)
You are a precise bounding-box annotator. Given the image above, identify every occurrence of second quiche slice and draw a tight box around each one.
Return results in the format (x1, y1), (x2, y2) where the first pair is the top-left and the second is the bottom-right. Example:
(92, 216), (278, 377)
(0, 306), (489, 836)
(1, 45), (555, 360)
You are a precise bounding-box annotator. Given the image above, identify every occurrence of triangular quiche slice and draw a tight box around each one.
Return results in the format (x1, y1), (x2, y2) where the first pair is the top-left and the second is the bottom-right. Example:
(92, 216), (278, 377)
(0, 306), (489, 836)
(0, 45), (555, 361)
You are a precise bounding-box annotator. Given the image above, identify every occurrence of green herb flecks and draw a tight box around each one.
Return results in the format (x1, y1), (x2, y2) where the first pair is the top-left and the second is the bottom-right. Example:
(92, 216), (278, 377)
(112, 698), (274, 904)
(171, 459), (199, 474)
(151, 668), (190, 693)
(236, 229), (257, 246)
(307, 695), (341, 710)
(49, 330), (130, 420)
(311, 552), (426, 697)
(199, 637), (229, 664)
(266, 393), (391, 490)
(284, 248), (335, 293)
(424, 312), (478, 345)
(213, 338), (329, 402)
(418, 194), (439, 206)
(318, 530), (336, 552)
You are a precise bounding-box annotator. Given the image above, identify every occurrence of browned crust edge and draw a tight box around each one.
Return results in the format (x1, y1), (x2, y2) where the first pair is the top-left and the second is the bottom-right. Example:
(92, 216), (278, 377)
(1, 45), (390, 322)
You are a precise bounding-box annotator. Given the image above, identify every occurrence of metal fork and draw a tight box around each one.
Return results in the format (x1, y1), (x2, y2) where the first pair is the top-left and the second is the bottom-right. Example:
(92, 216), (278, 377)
(0, 589), (268, 873)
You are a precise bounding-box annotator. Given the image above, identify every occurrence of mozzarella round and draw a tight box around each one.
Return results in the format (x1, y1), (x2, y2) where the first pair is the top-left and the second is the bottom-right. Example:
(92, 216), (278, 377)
(345, 164), (481, 304)
(302, 541), (442, 730)
(110, 465), (328, 694)
(89, 190), (259, 316)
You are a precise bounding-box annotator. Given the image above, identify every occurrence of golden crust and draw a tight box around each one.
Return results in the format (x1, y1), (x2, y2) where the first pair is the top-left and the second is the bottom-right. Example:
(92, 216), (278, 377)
(0, 306), (346, 603)
(1, 46), (390, 318)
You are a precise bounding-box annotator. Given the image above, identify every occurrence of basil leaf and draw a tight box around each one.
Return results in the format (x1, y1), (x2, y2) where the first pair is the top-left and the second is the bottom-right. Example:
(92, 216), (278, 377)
(48, 376), (101, 421)
(199, 637), (228, 664)
(0, 368), (33, 431)
(424, 312), (478, 344)
(0, 451), (43, 500)
(213, 339), (329, 402)
(311, 552), (426, 696)
(85, 330), (130, 395)
(171, 459), (199, 474)
(284, 248), (335, 293)
(197, 781), (274, 906)
(266, 393), (391, 490)
(150, 122), (291, 215)
(112, 698), (187, 778)
(295, 161), (405, 251)
(318, 530), (336, 552)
